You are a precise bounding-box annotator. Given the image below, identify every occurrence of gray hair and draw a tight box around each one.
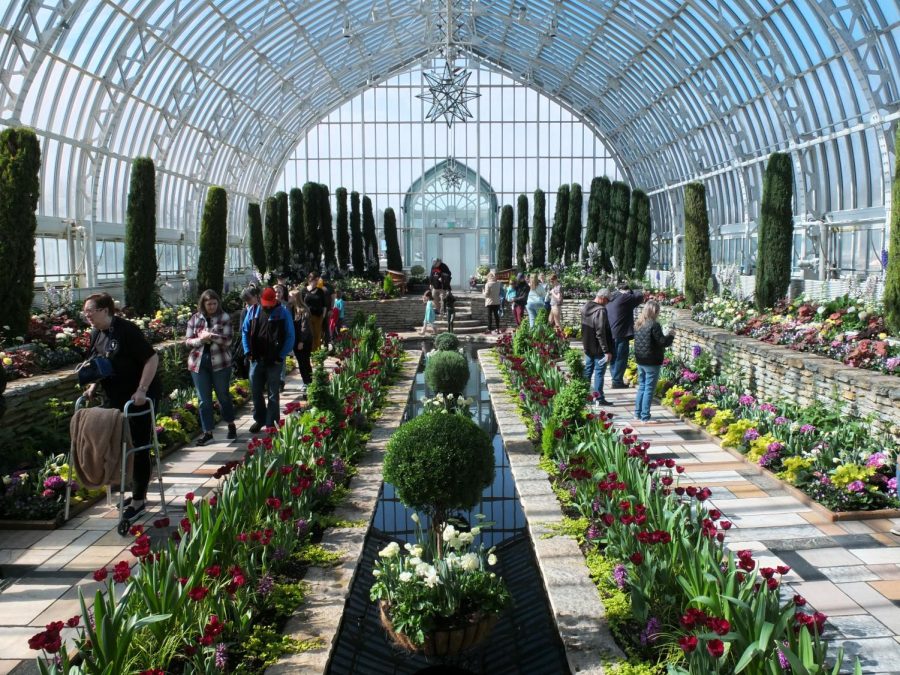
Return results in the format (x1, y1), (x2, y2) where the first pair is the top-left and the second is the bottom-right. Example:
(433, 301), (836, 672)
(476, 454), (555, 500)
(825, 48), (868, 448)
(595, 288), (611, 300)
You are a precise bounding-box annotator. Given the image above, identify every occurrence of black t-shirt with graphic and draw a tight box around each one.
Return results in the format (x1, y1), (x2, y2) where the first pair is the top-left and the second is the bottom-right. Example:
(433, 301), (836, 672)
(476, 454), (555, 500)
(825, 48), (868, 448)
(90, 316), (161, 407)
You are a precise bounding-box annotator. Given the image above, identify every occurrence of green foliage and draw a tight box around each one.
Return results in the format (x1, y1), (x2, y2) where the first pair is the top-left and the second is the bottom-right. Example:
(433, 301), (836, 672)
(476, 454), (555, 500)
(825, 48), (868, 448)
(264, 195), (281, 275)
(512, 319), (531, 356)
(247, 202), (266, 274)
(634, 191), (652, 279)
(289, 187), (305, 268)
(302, 182), (320, 270)
(123, 156), (157, 316)
(565, 182), (583, 264)
(335, 187), (350, 271)
(318, 184), (337, 268)
(887, 127), (900, 332)
(362, 195), (379, 275)
(383, 207), (402, 271)
(544, 515), (589, 544)
(549, 184), (570, 264)
(196, 186), (228, 296)
(383, 413), (494, 518)
(276, 191), (290, 272)
(596, 176), (613, 272)
(564, 348), (585, 381)
(424, 350), (469, 394)
(516, 194), (529, 271)
(234, 624), (322, 673)
(410, 264), (425, 278)
(349, 191), (365, 275)
(307, 349), (341, 419)
(551, 377), (589, 428)
(622, 189), (642, 275)
(683, 182), (713, 305)
(541, 417), (559, 458)
(532, 188), (547, 268)
(498, 204), (514, 270)
(609, 181), (631, 272)
(382, 275), (394, 296)
(755, 152), (795, 310)
(292, 543), (342, 568)
(434, 332), (460, 351)
(583, 176), (603, 261)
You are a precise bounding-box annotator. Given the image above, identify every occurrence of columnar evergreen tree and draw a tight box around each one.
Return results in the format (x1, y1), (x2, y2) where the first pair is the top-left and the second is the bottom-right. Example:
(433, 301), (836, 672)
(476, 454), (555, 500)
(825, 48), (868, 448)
(123, 156), (157, 315)
(350, 191), (364, 275)
(755, 153), (795, 310)
(684, 182), (713, 305)
(263, 196), (280, 275)
(196, 186), (228, 295)
(532, 189), (547, 268)
(319, 184), (337, 269)
(498, 205), (514, 270)
(583, 176), (602, 260)
(596, 177), (613, 271)
(623, 189), (644, 275)
(384, 207), (403, 271)
(609, 181), (631, 273)
(247, 202), (266, 274)
(302, 182), (320, 270)
(886, 126), (900, 333)
(362, 195), (379, 274)
(548, 184), (569, 264)
(336, 187), (350, 271)
(289, 187), (305, 268)
(275, 191), (290, 271)
(634, 191), (652, 280)
(516, 193), (529, 271)
(565, 183), (583, 264)
(0, 127), (40, 336)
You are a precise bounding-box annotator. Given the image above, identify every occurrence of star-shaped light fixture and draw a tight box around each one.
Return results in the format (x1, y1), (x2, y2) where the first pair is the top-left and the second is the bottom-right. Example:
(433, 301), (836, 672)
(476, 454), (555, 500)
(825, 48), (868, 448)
(439, 158), (464, 190)
(417, 61), (480, 126)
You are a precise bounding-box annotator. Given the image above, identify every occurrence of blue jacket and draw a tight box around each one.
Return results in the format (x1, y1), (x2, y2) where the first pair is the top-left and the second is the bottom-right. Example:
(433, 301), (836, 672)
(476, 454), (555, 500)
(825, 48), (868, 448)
(241, 304), (295, 362)
(606, 290), (645, 340)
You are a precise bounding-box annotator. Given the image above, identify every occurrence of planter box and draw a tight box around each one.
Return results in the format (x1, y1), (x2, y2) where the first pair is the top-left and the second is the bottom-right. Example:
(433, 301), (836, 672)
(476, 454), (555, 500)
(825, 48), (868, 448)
(0, 490), (103, 530)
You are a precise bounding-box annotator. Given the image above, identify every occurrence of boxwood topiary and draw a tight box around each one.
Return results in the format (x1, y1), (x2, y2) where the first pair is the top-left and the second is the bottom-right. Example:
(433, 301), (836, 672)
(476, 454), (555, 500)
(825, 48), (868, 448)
(434, 332), (460, 352)
(383, 413), (494, 523)
(424, 350), (469, 395)
(551, 377), (590, 428)
(564, 348), (584, 380)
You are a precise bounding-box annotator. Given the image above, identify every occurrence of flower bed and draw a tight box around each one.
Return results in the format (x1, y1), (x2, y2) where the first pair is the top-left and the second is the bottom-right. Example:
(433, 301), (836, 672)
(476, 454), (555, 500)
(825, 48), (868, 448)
(492, 320), (856, 673)
(28, 322), (404, 673)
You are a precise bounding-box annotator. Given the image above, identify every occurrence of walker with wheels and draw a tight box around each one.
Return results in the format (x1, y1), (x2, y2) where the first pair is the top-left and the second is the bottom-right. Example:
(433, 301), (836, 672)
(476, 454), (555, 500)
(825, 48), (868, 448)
(65, 396), (168, 535)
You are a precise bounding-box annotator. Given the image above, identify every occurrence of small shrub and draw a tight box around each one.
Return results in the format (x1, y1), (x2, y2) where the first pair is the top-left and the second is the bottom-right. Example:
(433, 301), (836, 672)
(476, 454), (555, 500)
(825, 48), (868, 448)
(383, 275), (395, 296)
(307, 349), (341, 419)
(512, 320), (531, 356)
(564, 348), (584, 380)
(424, 350), (469, 395)
(410, 264), (425, 278)
(434, 332), (460, 352)
(551, 377), (590, 428)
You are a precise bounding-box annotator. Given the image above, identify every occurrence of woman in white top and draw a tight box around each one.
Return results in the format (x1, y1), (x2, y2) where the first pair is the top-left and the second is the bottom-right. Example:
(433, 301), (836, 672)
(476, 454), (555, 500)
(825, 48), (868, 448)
(526, 272), (546, 326)
(548, 274), (563, 329)
(482, 271), (503, 333)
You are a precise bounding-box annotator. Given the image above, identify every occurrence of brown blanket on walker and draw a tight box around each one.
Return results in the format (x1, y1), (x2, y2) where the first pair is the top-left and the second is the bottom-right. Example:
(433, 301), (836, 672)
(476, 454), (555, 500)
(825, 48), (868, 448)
(70, 407), (132, 489)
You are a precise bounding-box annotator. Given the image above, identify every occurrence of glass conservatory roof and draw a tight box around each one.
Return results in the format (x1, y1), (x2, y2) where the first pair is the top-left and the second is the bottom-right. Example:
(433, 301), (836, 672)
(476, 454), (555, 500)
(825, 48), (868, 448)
(0, 0), (898, 237)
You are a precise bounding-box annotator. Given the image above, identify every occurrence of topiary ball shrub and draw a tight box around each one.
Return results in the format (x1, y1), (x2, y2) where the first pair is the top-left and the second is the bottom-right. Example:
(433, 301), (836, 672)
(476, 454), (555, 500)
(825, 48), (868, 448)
(551, 377), (590, 428)
(384, 413), (494, 521)
(434, 332), (461, 352)
(424, 350), (469, 395)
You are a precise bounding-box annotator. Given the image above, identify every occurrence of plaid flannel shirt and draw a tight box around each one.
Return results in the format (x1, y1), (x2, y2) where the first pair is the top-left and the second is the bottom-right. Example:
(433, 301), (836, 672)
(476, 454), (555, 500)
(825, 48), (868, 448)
(185, 311), (233, 373)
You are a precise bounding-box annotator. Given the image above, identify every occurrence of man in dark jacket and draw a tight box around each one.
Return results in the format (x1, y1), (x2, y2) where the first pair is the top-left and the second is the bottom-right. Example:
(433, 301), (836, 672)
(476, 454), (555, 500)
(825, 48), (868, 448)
(605, 283), (646, 388)
(512, 273), (530, 326)
(430, 258), (452, 316)
(580, 288), (615, 405)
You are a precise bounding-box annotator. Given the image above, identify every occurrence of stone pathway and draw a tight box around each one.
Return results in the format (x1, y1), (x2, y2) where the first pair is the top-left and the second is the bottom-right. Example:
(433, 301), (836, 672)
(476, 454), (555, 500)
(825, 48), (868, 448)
(603, 385), (900, 674)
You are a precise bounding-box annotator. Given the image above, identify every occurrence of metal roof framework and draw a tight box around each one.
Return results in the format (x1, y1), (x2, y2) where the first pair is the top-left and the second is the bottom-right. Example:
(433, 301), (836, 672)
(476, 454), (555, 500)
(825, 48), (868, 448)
(0, 0), (898, 283)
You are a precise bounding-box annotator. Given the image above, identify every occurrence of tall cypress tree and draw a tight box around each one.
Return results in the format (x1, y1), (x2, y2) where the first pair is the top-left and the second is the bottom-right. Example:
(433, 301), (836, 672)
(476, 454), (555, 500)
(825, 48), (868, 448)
(684, 182), (713, 305)
(596, 177), (613, 271)
(532, 188), (547, 268)
(565, 183), (583, 264)
(516, 193), (529, 272)
(248, 202), (266, 274)
(196, 186), (228, 295)
(362, 195), (379, 274)
(609, 181), (631, 273)
(302, 182), (320, 271)
(384, 207), (403, 271)
(350, 190), (364, 275)
(336, 187), (350, 271)
(0, 128), (40, 336)
(123, 156), (157, 315)
(755, 153), (795, 310)
(549, 184), (569, 264)
(319, 184), (337, 269)
(886, 126), (900, 333)
(289, 187), (305, 268)
(498, 205), (514, 270)
(623, 189), (644, 275)
(583, 176), (602, 260)
(634, 191), (652, 280)
(275, 191), (290, 272)
(263, 196), (280, 275)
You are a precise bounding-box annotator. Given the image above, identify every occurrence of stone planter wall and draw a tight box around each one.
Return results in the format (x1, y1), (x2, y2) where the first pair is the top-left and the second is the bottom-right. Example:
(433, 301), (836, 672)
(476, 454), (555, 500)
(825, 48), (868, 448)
(662, 308), (900, 438)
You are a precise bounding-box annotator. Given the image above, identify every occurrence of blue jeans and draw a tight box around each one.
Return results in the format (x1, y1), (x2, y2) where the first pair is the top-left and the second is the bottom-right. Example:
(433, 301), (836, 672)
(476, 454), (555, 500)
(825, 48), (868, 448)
(249, 360), (282, 427)
(583, 354), (609, 399)
(610, 338), (631, 386)
(190, 351), (236, 432)
(526, 302), (543, 326)
(634, 365), (662, 421)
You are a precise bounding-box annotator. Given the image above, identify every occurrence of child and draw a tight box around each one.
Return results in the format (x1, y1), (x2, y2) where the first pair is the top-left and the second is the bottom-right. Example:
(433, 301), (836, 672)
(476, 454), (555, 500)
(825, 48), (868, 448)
(503, 282), (516, 320)
(419, 290), (436, 335)
(329, 290), (344, 339)
(444, 288), (456, 334)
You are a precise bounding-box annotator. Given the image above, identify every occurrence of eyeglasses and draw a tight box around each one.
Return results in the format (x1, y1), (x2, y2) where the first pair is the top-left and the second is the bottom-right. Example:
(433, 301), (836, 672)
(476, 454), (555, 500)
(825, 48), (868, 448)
(82, 308), (97, 315)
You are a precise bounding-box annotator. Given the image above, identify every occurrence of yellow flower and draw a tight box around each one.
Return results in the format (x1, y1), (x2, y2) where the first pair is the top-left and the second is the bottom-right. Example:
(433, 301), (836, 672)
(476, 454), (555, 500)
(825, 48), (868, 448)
(2, 357), (11, 366)
(879, 332), (887, 340)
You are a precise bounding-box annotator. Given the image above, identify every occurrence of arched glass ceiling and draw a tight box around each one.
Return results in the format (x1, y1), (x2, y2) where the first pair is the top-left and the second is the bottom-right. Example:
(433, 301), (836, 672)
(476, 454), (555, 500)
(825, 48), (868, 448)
(0, 0), (898, 279)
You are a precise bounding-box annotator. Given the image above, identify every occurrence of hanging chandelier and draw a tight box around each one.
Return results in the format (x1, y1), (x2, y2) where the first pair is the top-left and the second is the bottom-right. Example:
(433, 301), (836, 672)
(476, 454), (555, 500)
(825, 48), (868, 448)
(439, 158), (464, 190)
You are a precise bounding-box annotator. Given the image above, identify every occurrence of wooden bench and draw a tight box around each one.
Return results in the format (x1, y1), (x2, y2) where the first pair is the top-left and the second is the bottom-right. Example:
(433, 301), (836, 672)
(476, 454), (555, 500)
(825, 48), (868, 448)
(386, 269), (408, 295)
(495, 268), (516, 283)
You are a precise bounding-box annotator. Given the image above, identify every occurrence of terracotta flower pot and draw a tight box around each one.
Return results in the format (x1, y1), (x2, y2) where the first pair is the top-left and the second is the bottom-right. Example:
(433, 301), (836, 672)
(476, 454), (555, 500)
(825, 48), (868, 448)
(378, 601), (499, 657)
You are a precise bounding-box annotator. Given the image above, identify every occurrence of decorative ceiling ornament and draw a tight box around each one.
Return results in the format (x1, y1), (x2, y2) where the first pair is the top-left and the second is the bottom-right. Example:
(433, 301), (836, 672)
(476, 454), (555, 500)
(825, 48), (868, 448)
(418, 62), (480, 126)
(439, 158), (464, 190)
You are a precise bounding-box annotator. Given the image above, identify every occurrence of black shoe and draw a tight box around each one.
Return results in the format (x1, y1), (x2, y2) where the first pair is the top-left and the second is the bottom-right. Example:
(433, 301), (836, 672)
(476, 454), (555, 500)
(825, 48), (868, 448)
(196, 432), (213, 446)
(226, 424), (237, 440)
(611, 383), (628, 389)
(249, 422), (263, 434)
(596, 398), (613, 406)
(280, 381), (286, 393)
(123, 501), (145, 521)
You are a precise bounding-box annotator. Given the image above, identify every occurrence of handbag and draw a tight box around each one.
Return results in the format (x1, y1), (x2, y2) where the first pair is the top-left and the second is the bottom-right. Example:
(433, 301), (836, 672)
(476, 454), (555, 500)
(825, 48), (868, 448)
(76, 356), (115, 386)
